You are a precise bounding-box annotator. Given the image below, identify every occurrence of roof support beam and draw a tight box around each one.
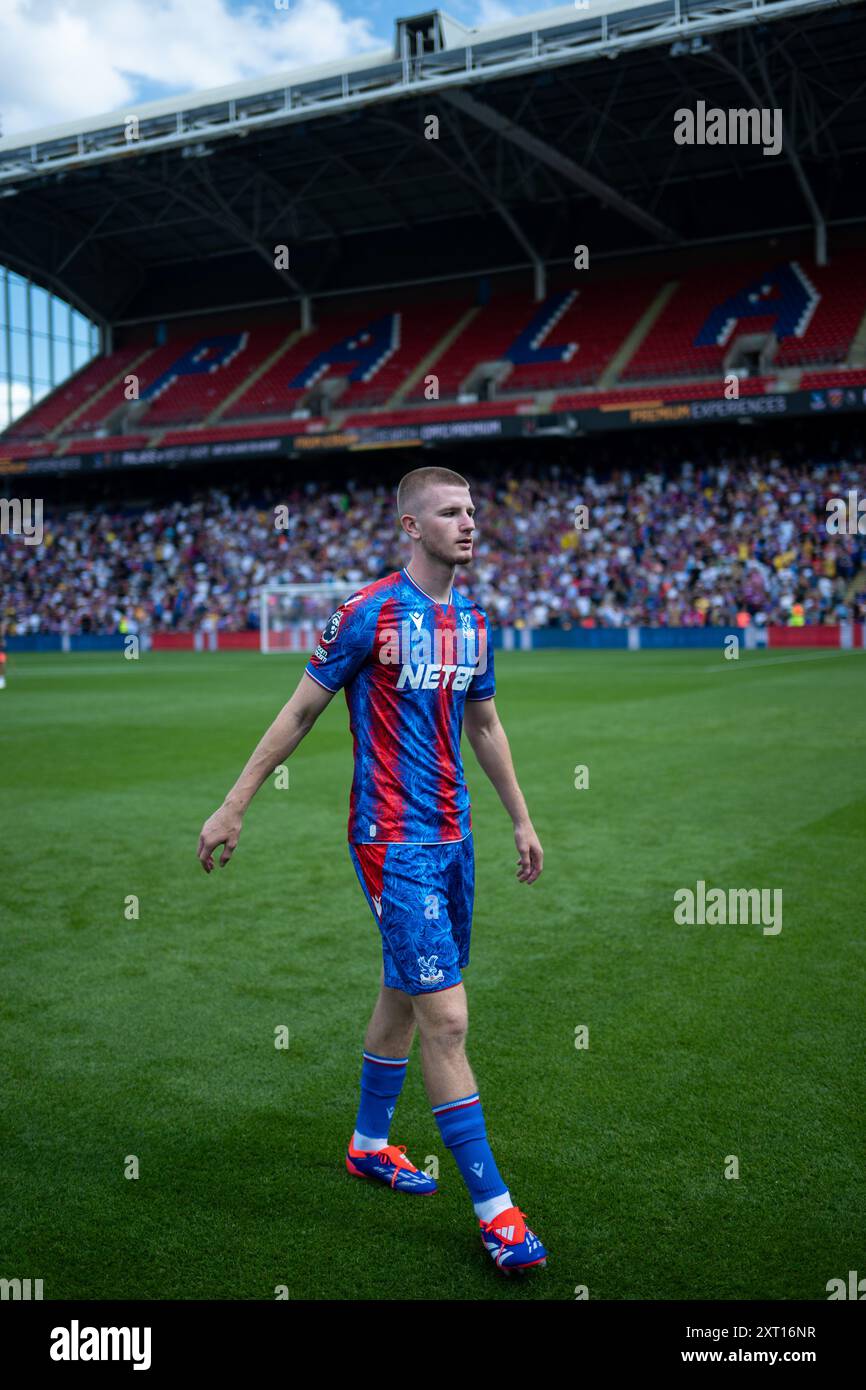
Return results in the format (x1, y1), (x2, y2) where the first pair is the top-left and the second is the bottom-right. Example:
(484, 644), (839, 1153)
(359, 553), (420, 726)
(407, 108), (547, 301)
(130, 167), (310, 296)
(447, 113), (547, 299)
(707, 43), (827, 264)
(441, 89), (678, 245)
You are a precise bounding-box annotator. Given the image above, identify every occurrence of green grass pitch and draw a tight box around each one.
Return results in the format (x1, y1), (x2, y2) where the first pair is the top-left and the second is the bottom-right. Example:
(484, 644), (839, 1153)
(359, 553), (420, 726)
(1, 647), (864, 1300)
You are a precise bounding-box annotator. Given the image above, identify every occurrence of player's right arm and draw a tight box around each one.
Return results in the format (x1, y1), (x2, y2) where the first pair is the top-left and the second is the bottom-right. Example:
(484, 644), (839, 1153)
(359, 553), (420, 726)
(196, 671), (335, 873)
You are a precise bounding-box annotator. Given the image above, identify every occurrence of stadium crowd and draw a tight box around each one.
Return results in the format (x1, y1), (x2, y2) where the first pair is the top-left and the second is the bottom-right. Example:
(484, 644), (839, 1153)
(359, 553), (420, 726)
(2, 454), (865, 634)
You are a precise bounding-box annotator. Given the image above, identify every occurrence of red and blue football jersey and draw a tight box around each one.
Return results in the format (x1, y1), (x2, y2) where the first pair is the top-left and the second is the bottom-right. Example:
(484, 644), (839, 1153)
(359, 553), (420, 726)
(304, 567), (495, 844)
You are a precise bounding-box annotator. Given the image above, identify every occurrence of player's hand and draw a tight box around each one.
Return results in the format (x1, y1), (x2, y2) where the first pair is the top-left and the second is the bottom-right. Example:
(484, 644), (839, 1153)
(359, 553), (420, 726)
(514, 821), (543, 884)
(197, 805), (243, 872)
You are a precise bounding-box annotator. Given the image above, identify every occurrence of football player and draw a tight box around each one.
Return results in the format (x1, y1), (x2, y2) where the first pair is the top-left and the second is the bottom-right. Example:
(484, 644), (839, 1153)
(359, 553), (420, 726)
(197, 467), (547, 1274)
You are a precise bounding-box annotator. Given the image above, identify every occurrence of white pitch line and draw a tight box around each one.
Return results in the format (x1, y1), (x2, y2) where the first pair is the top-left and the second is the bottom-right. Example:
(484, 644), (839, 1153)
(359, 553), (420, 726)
(701, 650), (862, 671)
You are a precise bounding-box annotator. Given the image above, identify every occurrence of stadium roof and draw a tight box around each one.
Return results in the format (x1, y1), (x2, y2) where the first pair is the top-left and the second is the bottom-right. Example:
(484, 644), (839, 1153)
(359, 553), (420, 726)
(0, 0), (863, 327)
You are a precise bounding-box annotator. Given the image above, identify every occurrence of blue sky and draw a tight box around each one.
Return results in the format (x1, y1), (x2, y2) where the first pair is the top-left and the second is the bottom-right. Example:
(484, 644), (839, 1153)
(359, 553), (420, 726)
(0, 0), (556, 139)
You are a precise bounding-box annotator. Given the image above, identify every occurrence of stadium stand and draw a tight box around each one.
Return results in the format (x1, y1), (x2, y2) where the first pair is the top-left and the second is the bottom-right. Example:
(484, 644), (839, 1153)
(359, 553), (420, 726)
(800, 368), (866, 390)
(623, 251), (866, 382)
(410, 278), (662, 399)
(3, 346), (144, 439)
(554, 379), (774, 411)
(157, 419), (328, 447)
(336, 301), (466, 409)
(3, 451), (863, 638)
(134, 325), (288, 426)
(3, 247), (865, 460)
(54, 434), (153, 455)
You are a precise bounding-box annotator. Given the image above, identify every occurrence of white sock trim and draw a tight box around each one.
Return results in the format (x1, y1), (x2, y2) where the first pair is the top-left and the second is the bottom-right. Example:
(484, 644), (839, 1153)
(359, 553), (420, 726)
(474, 1191), (513, 1223)
(353, 1130), (389, 1151)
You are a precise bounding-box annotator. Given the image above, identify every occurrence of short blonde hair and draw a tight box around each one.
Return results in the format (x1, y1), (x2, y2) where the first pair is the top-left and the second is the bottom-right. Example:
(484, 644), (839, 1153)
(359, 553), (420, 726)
(397, 466), (470, 519)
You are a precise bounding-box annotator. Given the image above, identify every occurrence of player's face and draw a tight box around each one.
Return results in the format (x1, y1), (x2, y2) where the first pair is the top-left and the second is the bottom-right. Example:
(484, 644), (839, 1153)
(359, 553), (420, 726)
(416, 486), (476, 567)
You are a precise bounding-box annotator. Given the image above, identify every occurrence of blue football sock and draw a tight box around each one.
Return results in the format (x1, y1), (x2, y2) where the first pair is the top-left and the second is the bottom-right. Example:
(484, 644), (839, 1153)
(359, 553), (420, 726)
(433, 1092), (509, 1208)
(354, 1051), (409, 1147)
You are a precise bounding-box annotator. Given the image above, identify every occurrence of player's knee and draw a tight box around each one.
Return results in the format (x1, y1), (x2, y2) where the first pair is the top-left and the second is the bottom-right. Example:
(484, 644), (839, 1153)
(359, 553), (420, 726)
(415, 1002), (467, 1047)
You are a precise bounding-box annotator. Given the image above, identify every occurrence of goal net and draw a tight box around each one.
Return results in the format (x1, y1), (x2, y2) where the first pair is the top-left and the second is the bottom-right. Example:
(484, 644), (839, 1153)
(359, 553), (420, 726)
(259, 582), (351, 654)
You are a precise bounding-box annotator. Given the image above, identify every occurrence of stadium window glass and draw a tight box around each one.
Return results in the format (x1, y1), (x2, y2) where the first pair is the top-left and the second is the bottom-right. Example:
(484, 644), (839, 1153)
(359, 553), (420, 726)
(32, 335), (52, 384)
(10, 327), (29, 376)
(8, 275), (28, 332)
(72, 310), (91, 345)
(52, 335), (72, 380)
(50, 295), (71, 340)
(31, 285), (50, 336)
(0, 264), (99, 426)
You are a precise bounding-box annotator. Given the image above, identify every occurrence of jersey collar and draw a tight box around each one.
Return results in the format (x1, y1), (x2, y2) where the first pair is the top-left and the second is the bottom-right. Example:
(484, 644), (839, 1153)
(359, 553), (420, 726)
(402, 566), (453, 608)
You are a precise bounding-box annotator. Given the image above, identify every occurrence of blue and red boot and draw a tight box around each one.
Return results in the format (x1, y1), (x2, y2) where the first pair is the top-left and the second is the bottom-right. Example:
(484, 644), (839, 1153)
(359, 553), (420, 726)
(345, 1138), (438, 1194)
(479, 1206), (548, 1274)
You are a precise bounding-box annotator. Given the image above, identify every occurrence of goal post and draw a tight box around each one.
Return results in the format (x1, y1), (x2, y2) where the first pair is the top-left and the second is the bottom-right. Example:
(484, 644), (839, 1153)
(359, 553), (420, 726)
(259, 581), (352, 654)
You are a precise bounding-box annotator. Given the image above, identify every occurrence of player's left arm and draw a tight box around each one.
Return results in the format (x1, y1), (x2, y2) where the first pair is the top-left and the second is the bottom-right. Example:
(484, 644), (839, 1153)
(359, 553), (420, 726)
(463, 696), (543, 884)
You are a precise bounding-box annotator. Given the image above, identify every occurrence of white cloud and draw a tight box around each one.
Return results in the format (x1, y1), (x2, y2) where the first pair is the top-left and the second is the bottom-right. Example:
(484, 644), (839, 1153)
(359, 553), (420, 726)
(0, 0), (382, 139)
(0, 379), (34, 430)
(473, 0), (518, 25)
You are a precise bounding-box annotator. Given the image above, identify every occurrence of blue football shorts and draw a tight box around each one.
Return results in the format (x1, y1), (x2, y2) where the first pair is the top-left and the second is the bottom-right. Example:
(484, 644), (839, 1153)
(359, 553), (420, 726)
(348, 835), (475, 995)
